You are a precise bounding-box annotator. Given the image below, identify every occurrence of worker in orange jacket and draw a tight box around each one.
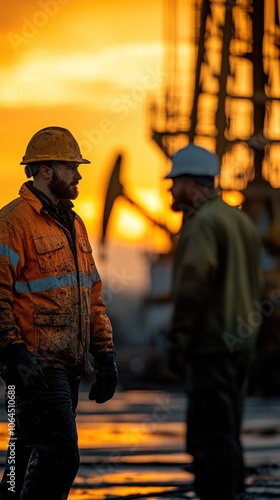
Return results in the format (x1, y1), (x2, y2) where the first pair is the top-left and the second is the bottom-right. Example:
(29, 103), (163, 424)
(0, 127), (118, 500)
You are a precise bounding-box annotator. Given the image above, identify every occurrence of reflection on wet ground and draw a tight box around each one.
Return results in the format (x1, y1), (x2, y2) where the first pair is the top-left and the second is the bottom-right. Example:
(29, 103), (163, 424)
(0, 387), (280, 498)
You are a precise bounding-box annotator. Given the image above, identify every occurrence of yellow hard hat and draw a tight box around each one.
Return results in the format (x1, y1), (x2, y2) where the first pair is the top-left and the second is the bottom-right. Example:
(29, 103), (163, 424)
(20, 126), (90, 165)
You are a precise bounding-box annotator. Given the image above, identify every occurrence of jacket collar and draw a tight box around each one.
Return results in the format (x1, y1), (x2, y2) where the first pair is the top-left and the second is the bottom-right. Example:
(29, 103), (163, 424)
(19, 182), (43, 214)
(19, 182), (74, 215)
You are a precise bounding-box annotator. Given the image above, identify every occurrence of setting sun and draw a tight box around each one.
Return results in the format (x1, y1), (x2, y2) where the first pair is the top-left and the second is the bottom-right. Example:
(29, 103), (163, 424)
(0, 0), (169, 254)
(110, 198), (148, 242)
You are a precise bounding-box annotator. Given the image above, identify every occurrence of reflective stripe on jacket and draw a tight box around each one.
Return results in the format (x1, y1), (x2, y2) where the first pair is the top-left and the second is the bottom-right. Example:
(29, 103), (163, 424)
(0, 183), (114, 375)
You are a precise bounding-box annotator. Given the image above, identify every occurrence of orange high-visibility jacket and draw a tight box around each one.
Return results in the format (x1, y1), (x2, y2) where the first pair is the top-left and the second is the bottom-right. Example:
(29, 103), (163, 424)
(0, 183), (114, 375)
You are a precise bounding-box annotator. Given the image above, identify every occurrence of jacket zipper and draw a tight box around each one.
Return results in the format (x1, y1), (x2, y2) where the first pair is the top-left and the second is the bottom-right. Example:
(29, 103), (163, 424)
(44, 212), (86, 370)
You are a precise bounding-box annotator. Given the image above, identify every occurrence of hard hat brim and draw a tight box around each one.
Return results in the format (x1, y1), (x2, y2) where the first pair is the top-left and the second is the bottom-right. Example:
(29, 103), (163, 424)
(20, 157), (91, 165)
(20, 127), (91, 165)
(165, 143), (220, 178)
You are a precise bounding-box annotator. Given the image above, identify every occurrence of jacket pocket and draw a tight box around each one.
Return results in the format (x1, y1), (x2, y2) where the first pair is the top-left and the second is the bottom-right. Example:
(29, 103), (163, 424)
(33, 236), (72, 273)
(78, 238), (92, 254)
(34, 314), (77, 365)
(34, 314), (72, 326)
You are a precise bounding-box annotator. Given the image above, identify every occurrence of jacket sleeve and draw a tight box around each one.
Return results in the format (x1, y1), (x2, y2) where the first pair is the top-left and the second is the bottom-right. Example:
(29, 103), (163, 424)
(89, 266), (115, 356)
(170, 217), (219, 353)
(0, 220), (25, 350)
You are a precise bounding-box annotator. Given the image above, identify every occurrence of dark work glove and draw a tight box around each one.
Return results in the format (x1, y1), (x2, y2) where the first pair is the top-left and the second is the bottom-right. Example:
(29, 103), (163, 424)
(0, 343), (48, 393)
(88, 352), (118, 404)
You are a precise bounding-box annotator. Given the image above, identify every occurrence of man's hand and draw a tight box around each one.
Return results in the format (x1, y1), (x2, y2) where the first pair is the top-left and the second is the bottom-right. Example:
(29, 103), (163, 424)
(89, 352), (118, 404)
(0, 343), (48, 393)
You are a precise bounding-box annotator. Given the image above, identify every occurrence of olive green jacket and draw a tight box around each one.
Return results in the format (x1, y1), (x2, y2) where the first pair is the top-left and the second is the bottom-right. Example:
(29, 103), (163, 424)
(171, 192), (262, 356)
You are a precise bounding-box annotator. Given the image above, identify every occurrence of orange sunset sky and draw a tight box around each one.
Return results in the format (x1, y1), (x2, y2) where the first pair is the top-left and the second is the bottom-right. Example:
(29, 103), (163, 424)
(0, 0), (182, 257)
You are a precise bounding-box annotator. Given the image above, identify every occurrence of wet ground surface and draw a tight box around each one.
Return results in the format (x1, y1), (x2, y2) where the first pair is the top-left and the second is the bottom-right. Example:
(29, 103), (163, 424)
(0, 386), (280, 499)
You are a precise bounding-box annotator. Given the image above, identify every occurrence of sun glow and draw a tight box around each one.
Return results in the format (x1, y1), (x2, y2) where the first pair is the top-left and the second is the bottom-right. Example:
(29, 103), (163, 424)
(109, 198), (148, 242)
(74, 200), (97, 228)
(0, 43), (163, 107)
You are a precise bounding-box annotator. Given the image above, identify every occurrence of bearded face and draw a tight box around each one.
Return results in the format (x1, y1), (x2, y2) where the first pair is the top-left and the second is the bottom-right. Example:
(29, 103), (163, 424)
(48, 164), (81, 200)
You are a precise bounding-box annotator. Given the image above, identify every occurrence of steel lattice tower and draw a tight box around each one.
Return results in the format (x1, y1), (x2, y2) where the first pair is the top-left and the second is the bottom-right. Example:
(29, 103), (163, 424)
(149, 0), (280, 206)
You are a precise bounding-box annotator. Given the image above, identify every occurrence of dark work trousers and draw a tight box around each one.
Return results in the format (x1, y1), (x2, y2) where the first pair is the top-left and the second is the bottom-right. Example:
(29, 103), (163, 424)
(186, 352), (252, 500)
(0, 368), (80, 500)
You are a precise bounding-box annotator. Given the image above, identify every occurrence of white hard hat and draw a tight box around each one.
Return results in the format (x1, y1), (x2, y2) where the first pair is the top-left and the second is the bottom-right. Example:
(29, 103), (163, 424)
(165, 143), (220, 178)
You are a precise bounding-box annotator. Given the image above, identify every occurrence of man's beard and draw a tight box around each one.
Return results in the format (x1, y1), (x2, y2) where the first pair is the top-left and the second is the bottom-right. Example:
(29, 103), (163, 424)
(49, 169), (79, 200)
(171, 196), (193, 213)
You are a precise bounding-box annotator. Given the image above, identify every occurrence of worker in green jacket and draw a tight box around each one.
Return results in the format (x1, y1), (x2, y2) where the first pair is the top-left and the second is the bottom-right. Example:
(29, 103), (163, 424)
(166, 143), (262, 500)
